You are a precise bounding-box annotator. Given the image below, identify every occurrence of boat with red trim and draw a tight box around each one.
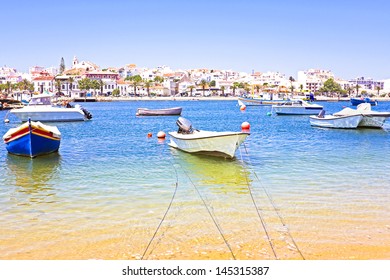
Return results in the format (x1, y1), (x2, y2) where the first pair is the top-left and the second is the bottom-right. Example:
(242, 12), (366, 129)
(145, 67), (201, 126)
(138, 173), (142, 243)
(168, 117), (249, 158)
(3, 119), (61, 157)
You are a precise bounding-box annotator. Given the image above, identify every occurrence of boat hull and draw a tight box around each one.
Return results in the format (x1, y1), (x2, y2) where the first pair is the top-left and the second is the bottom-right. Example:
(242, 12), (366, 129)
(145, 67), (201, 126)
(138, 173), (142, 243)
(168, 130), (249, 158)
(238, 97), (285, 106)
(309, 115), (363, 129)
(350, 98), (377, 106)
(10, 106), (87, 122)
(273, 106), (323, 115)
(136, 107), (182, 116)
(3, 122), (61, 157)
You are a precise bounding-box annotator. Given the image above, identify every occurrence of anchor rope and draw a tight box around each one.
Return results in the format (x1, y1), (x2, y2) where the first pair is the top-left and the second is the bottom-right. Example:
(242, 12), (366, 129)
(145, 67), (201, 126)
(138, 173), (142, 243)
(180, 166), (237, 260)
(238, 146), (278, 259)
(240, 143), (305, 260)
(141, 160), (179, 260)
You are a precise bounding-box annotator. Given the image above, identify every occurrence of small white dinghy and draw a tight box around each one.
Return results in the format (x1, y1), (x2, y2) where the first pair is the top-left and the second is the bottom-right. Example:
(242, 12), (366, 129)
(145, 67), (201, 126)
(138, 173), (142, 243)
(168, 117), (249, 158)
(309, 110), (363, 129)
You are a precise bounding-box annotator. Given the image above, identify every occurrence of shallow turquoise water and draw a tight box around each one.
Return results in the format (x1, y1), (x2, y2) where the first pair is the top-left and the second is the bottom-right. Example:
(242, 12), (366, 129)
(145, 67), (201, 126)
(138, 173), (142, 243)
(1, 100), (390, 259)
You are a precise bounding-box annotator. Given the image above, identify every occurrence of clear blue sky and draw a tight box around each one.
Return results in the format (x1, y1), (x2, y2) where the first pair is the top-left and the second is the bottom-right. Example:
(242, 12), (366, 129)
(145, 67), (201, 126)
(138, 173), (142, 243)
(1, 0), (390, 79)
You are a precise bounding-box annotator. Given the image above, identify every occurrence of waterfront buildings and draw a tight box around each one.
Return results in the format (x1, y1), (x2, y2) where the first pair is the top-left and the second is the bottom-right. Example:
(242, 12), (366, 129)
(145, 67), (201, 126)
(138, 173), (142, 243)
(1, 57), (389, 99)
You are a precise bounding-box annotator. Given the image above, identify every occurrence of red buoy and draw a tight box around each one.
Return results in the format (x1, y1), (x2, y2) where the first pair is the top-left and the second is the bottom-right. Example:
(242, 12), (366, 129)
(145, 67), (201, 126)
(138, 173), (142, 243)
(240, 105), (246, 111)
(147, 132), (153, 138)
(241, 121), (250, 130)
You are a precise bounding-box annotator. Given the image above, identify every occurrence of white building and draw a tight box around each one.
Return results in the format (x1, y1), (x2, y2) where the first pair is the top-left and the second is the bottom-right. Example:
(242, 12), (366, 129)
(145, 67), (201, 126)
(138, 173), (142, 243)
(297, 69), (335, 92)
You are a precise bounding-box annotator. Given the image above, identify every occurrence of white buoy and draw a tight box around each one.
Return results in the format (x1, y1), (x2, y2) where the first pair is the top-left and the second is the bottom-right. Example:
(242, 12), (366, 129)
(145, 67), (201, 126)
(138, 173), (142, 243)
(157, 131), (166, 139)
(4, 119), (9, 123)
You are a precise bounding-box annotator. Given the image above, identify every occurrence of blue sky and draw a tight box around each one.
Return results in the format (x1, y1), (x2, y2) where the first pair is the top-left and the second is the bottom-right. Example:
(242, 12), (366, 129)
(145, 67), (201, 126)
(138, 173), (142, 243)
(1, 0), (390, 79)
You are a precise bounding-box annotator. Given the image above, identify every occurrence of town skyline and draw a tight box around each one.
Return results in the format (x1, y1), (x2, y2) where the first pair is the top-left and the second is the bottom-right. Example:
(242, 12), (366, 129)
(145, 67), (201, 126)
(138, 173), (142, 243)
(1, 0), (390, 80)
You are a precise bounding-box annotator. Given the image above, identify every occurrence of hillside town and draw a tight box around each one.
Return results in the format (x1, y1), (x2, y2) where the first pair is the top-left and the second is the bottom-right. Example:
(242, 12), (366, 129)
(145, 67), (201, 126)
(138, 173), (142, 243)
(1, 56), (389, 102)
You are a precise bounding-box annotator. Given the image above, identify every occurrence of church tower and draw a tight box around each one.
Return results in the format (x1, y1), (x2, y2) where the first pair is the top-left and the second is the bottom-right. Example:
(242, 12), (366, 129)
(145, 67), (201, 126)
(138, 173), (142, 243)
(72, 56), (79, 69)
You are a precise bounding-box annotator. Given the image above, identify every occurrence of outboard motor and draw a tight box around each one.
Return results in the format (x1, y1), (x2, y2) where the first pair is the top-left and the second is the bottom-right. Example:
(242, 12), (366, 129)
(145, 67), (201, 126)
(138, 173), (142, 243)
(82, 107), (93, 120)
(317, 109), (325, 118)
(176, 117), (193, 134)
(75, 104), (93, 120)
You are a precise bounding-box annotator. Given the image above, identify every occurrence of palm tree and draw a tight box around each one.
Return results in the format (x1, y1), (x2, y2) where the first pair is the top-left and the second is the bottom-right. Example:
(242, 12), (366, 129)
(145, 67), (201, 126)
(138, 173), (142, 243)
(220, 85), (225, 96)
(199, 79), (208, 96)
(188, 85), (195, 96)
(125, 75), (142, 96)
(232, 82), (239, 96)
(144, 79), (152, 97)
(289, 76), (295, 93)
(375, 86), (381, 96)
(5, 81), (12, 96)
(55, 79), (62, 95)
(68, 77), (74, 96)
(355, 84), (360, 96)
(98, 79), (105, 95)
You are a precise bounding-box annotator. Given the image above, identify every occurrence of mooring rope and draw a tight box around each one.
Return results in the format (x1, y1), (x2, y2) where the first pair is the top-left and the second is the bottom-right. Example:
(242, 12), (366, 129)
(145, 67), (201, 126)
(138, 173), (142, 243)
(141, 160), (179, 260)
(239, 143), (305, 260)
(180, 166), (237, 260)
(238, 146), (278, 259)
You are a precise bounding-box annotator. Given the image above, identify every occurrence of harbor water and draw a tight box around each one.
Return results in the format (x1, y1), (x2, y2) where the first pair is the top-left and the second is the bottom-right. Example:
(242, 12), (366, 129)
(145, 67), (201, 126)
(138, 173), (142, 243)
(1, 100), (389, 260)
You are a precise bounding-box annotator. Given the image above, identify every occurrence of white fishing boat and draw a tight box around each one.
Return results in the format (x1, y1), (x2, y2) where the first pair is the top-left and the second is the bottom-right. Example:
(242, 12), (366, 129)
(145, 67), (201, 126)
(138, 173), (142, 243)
(272, 99), (323, 115)
(309, 110), (363, 129)
(333, 103), (390, 128)
(168, 117), (249, 158)
(8, 94), (92, 122)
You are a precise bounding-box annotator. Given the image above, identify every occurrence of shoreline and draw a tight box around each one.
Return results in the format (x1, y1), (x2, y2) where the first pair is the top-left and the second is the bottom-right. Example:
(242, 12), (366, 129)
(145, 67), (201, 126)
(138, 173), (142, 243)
(88, 96), (390, 102)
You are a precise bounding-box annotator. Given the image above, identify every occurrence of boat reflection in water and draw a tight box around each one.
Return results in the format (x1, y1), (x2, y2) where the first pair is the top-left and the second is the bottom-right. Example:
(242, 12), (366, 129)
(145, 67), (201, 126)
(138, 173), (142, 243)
(171, 149), (252, 194)
(5, 153), (62, 205)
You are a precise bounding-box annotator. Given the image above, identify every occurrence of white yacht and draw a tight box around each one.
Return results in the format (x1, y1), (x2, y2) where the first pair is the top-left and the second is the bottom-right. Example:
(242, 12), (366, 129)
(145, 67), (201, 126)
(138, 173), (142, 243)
(9, 94), (92, 122)
(272, 99), (323, 115)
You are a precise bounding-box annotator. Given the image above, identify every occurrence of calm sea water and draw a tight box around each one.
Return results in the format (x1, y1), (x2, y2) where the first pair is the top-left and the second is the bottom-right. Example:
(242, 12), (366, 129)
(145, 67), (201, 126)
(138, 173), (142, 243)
(1, 100), (390, 260)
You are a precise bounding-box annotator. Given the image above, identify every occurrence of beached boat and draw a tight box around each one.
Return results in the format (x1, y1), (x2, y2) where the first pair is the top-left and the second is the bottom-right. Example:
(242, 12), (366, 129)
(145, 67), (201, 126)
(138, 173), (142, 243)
(9, 94), (92, 122)
(272, 99), (323, 115)
(333, 103), (390, 128)
(3, 119), (61, 157)
(136, 107), (182, 116)
(309, 110), (363, 129)
(168, 117), (249, 158)
(350, 97), (377, 106)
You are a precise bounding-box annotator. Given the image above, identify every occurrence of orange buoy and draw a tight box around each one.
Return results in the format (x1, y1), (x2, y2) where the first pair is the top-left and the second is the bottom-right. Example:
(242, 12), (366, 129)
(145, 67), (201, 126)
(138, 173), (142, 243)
(147, 132), (152, 138)
(240, 105), (246, 111)
(241, 121), (250, 130)
(157, 131), (166, 139)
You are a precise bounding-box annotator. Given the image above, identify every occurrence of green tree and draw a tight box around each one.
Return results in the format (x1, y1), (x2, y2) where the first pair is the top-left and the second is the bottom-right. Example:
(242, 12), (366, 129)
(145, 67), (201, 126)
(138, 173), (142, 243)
(78, 78), (92, 92)
(319, 78), (343, 95)
(125, 75), (142, 96)
(199, 79), (208, 96)
(55, 79), (62, 94)
(188, 85), (195, 96)
(232, 82), (240, 95)
(112, 88), (120, 97)
(220, 85), (225, 96)
(154, 76), (164, 84)
(144, 79), (153, 97)
(98, 79), (105, 95)
(68, 76), (74, 96)
(289, 76), (295, 93)
(91, 80), (100, 95)
(375, 86), (381, 96)
(59, 57), (65, 74)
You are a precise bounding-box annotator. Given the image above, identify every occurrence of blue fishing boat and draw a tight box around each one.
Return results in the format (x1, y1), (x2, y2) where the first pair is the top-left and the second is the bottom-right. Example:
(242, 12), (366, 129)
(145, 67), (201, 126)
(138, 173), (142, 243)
(350, 97), (378, 106)
(2, 119), (61, 157)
